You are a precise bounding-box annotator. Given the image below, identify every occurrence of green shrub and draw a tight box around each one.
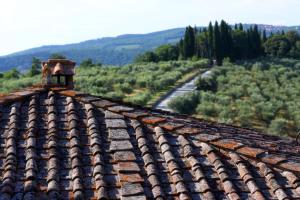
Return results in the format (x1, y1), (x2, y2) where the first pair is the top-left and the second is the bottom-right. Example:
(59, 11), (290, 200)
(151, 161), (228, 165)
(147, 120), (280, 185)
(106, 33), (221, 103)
(200, 91), (217, 102)
(236, 100), (253, 127)
(252, 62), (269, 71)
(127, 91), (151, 105)
(218, 106), (235, 123)
(105, 91), (125, 101)
(3, 68), (20, 79)
(168, 92), (200, 114)
(115, 83), (133, 94)
(80, 58), (102, 68)
(196, 76), (217, 92)
(196, 102), (219, 117)
(125, 77), (136, 86)
(268, 118), (289, 135)
(217, 95), (231, 106)
(135, 52), (158, 63)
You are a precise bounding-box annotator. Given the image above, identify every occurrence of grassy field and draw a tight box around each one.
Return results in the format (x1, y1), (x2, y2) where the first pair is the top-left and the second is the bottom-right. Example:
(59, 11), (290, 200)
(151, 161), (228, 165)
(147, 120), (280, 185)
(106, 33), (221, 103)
(169, 58), (300, 137)
(0, 60), (209, 106)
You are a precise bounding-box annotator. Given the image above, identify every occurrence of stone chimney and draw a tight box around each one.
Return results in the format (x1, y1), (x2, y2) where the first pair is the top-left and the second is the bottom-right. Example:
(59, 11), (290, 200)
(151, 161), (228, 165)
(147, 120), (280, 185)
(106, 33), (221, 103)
(41, 59), (76, 89)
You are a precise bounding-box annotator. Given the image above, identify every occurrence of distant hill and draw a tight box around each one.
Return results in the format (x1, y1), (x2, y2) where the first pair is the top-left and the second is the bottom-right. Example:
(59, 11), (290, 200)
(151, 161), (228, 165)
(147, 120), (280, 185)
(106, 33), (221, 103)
(0, 28), (184, 72)
(0, 24), (299, 72)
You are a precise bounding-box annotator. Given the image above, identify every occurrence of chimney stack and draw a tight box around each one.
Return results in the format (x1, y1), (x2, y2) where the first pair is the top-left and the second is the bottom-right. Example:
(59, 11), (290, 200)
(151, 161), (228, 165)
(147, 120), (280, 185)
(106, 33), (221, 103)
(41, 59), (76, 89)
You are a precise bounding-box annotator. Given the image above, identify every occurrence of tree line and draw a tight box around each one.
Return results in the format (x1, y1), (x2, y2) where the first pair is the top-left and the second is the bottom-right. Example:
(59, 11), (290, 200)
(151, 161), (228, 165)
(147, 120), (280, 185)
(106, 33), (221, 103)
(136, 20), (300, 65)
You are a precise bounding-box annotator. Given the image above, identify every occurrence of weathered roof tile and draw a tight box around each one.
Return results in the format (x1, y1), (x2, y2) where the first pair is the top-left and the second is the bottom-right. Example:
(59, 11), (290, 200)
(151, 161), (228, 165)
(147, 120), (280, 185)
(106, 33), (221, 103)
(105, 110), (125, 119)
(105, 119), (127, 129)
(175, 126), (201, 134)
(119, 173), (144, 183)
(118, 162), (140, 173)
(114, 151), (137, 162)
(159, 122), (184, 131)
(236, 146), (266, 158)
(280, 161), (300, 173)
(261, 154), (287, 165)
(121, 182), (144, 196)
(109, 140), (133, 152)
(108, 129), (130, 140)
(141, 116), (166, 124)
(211, 139), (244, 150)
(92, 99), (116, 108)
(122, 111), (148, 119)
(108, 105), (134, 113)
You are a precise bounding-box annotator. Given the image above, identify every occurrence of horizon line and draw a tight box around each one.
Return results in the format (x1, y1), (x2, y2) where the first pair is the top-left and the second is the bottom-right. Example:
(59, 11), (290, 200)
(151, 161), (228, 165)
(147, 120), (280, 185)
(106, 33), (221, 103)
(1, 22), (299, 57)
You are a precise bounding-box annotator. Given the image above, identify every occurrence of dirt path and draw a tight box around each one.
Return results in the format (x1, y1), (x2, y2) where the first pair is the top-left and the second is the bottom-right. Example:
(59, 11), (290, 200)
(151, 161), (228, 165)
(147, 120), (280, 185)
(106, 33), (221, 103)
(154, 70), (212, 111)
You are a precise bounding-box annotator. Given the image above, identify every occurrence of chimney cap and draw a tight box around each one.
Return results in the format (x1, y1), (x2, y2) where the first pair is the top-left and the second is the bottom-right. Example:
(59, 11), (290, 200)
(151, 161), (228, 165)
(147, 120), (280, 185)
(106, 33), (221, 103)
(42, 59), (76, 66)
(41, 59), (76, 76)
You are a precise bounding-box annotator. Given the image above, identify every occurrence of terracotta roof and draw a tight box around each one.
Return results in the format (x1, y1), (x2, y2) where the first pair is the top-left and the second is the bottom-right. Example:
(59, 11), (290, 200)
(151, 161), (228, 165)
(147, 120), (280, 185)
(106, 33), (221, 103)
(0, 88), (300, 199)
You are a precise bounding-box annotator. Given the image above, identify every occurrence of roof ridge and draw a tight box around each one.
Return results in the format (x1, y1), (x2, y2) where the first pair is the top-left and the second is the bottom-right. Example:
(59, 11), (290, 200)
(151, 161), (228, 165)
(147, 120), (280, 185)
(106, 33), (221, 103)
(0, 87), (47, 105)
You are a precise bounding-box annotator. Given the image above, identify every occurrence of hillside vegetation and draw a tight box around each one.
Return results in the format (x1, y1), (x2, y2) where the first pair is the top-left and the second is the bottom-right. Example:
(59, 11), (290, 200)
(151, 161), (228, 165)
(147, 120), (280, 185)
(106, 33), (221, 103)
(0, 60), (208, 106)
(138, 21), (300, 65)
(169, 58), (300, 137)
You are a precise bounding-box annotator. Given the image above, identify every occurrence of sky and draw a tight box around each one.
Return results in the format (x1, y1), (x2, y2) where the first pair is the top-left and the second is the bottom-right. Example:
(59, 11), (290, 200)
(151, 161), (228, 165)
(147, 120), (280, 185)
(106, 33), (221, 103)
(0, 0), (299, 56)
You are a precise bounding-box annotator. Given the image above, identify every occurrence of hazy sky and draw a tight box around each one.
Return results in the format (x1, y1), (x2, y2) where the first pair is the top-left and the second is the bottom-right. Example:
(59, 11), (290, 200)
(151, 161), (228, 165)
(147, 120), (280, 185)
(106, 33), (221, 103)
(0, 0), (299, 56)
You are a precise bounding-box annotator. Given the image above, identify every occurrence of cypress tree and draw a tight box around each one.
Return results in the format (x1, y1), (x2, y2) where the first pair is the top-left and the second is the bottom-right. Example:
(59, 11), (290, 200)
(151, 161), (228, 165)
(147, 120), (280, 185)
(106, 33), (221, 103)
(214, 21), (222, 65)
(220, 20), (233, 60)
(194, 26), (199, 56)
(252, 25), (262, 57)
(227, 26), (234, 60)
(261, 30), (267, 56)
(239, 23), (244, 31)
(262, 30), (267, 43)
(179, 39), (184, 59)
(183, 26), (195, 58)
(234, 24), (238, 30)
(246, 29), (252, 58)
(208, 22), (214, 64)
(220, 20), (227, 59)
(194, 26), (198, 34)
